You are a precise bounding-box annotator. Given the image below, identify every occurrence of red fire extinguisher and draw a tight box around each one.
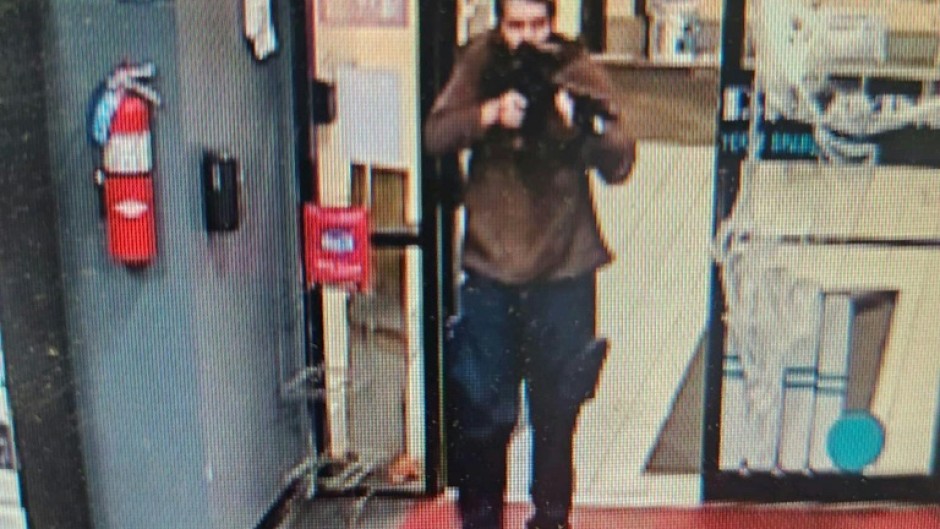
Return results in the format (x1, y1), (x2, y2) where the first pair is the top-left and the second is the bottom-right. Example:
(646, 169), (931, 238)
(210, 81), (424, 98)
(91, 63), (161, 266)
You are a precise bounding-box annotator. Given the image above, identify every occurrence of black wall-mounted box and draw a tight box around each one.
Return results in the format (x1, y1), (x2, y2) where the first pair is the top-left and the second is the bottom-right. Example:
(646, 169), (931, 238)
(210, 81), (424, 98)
(202, 151), (240, 232)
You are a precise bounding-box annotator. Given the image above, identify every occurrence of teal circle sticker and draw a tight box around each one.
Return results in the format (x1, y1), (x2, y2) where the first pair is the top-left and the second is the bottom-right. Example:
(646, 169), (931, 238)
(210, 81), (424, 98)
(827, 410), (885, 473)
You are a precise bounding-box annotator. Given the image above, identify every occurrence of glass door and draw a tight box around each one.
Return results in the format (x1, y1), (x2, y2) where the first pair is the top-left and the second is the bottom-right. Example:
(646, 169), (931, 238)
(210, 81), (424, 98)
(306, 0), (440, 494)
(706, 0), (940, 501)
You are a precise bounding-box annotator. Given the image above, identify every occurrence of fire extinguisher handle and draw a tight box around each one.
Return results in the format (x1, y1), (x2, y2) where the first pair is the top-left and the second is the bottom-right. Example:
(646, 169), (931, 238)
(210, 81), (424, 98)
(107, 63), (162, 106)
(124, 62), (156, 80)
(107, 62), (156, 87)
(125, 81), (162, 107)
(93, 168), (107, 219)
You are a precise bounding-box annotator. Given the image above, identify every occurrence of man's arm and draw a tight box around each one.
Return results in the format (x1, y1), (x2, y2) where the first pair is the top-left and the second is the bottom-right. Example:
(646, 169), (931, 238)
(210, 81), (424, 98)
(424, 42), (491, 156)
(558, 52), (636, 184)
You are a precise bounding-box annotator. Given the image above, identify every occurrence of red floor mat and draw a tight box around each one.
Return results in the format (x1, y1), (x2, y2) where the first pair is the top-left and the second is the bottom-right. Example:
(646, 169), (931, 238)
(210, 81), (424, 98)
(399, 499), (940, 529)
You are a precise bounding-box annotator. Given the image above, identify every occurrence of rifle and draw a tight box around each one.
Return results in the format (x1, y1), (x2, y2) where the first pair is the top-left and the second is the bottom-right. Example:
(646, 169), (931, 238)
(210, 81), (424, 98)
(479, 39), (616, 150)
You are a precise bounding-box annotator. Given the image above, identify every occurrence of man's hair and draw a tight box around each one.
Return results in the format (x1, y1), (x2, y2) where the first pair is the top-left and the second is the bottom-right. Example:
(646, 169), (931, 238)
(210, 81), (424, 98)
(495, 0), (557, 21)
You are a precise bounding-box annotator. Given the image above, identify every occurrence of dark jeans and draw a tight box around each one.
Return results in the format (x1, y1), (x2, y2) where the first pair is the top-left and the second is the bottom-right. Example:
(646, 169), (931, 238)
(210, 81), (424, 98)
(445, 271), (606, 529)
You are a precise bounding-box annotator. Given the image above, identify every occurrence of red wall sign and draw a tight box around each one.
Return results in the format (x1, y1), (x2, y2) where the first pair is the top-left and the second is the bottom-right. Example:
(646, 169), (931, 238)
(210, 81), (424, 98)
(304, 205), (371, 291)
(318, 0), (408, 27)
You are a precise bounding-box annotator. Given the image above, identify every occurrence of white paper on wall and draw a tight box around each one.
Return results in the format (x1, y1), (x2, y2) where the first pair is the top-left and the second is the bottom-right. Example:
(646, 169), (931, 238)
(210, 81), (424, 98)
(337, 65), (404, 167)
(243, 0), (278, 60)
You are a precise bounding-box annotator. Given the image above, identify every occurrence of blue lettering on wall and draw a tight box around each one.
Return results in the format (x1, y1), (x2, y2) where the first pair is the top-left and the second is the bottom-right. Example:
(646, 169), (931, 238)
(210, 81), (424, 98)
(720, 130), (818, 158)
(770, 132), (818, 156)
(719, 131), (752, 155)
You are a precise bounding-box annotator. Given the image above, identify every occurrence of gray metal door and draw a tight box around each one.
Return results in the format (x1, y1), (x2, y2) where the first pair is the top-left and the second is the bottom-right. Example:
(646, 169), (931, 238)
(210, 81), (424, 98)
(42, 1), (313, 527)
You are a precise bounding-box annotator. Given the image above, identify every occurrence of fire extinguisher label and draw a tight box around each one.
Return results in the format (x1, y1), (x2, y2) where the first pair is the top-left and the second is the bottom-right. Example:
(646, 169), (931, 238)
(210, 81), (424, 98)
(104, 178), (156, 264)
(113, 199), (149, 220)
(103, 132), (153, 174)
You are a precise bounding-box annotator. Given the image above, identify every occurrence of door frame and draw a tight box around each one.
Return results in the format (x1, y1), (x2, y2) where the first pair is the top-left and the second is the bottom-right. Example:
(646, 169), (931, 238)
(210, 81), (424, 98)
(294, 0), (456, 496)
(703, 0), (940, 502)
(418, 0), (459, 494)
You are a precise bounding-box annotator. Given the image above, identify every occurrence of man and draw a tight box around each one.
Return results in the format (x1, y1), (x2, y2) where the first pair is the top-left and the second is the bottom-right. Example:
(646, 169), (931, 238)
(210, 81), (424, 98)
(424, 1), (635, 528)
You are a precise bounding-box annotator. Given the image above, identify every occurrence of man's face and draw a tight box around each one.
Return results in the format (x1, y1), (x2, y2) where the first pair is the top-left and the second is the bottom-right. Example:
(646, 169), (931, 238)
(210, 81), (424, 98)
(499, 0), (552, 50)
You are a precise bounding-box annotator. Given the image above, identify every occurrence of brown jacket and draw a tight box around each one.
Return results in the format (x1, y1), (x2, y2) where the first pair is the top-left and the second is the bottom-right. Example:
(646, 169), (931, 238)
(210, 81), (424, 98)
(425, 30), (636, 285)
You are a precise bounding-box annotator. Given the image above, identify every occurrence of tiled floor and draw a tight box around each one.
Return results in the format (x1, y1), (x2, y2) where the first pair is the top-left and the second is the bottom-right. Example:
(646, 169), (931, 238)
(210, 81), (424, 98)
(284, 496), (940, 529)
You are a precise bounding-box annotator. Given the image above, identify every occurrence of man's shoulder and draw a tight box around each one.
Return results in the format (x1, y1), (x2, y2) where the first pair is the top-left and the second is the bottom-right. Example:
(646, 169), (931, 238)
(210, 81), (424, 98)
(548, 33), (589, 62)
(457, 30), (501, 62)
(552, 36), (607, 87)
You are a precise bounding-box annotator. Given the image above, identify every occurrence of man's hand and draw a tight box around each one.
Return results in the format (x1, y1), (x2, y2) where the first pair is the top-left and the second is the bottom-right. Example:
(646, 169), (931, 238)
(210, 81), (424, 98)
(557, 89), (612, 135)
(481, 90), (527, 129)
(555, 89), (575, 128)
